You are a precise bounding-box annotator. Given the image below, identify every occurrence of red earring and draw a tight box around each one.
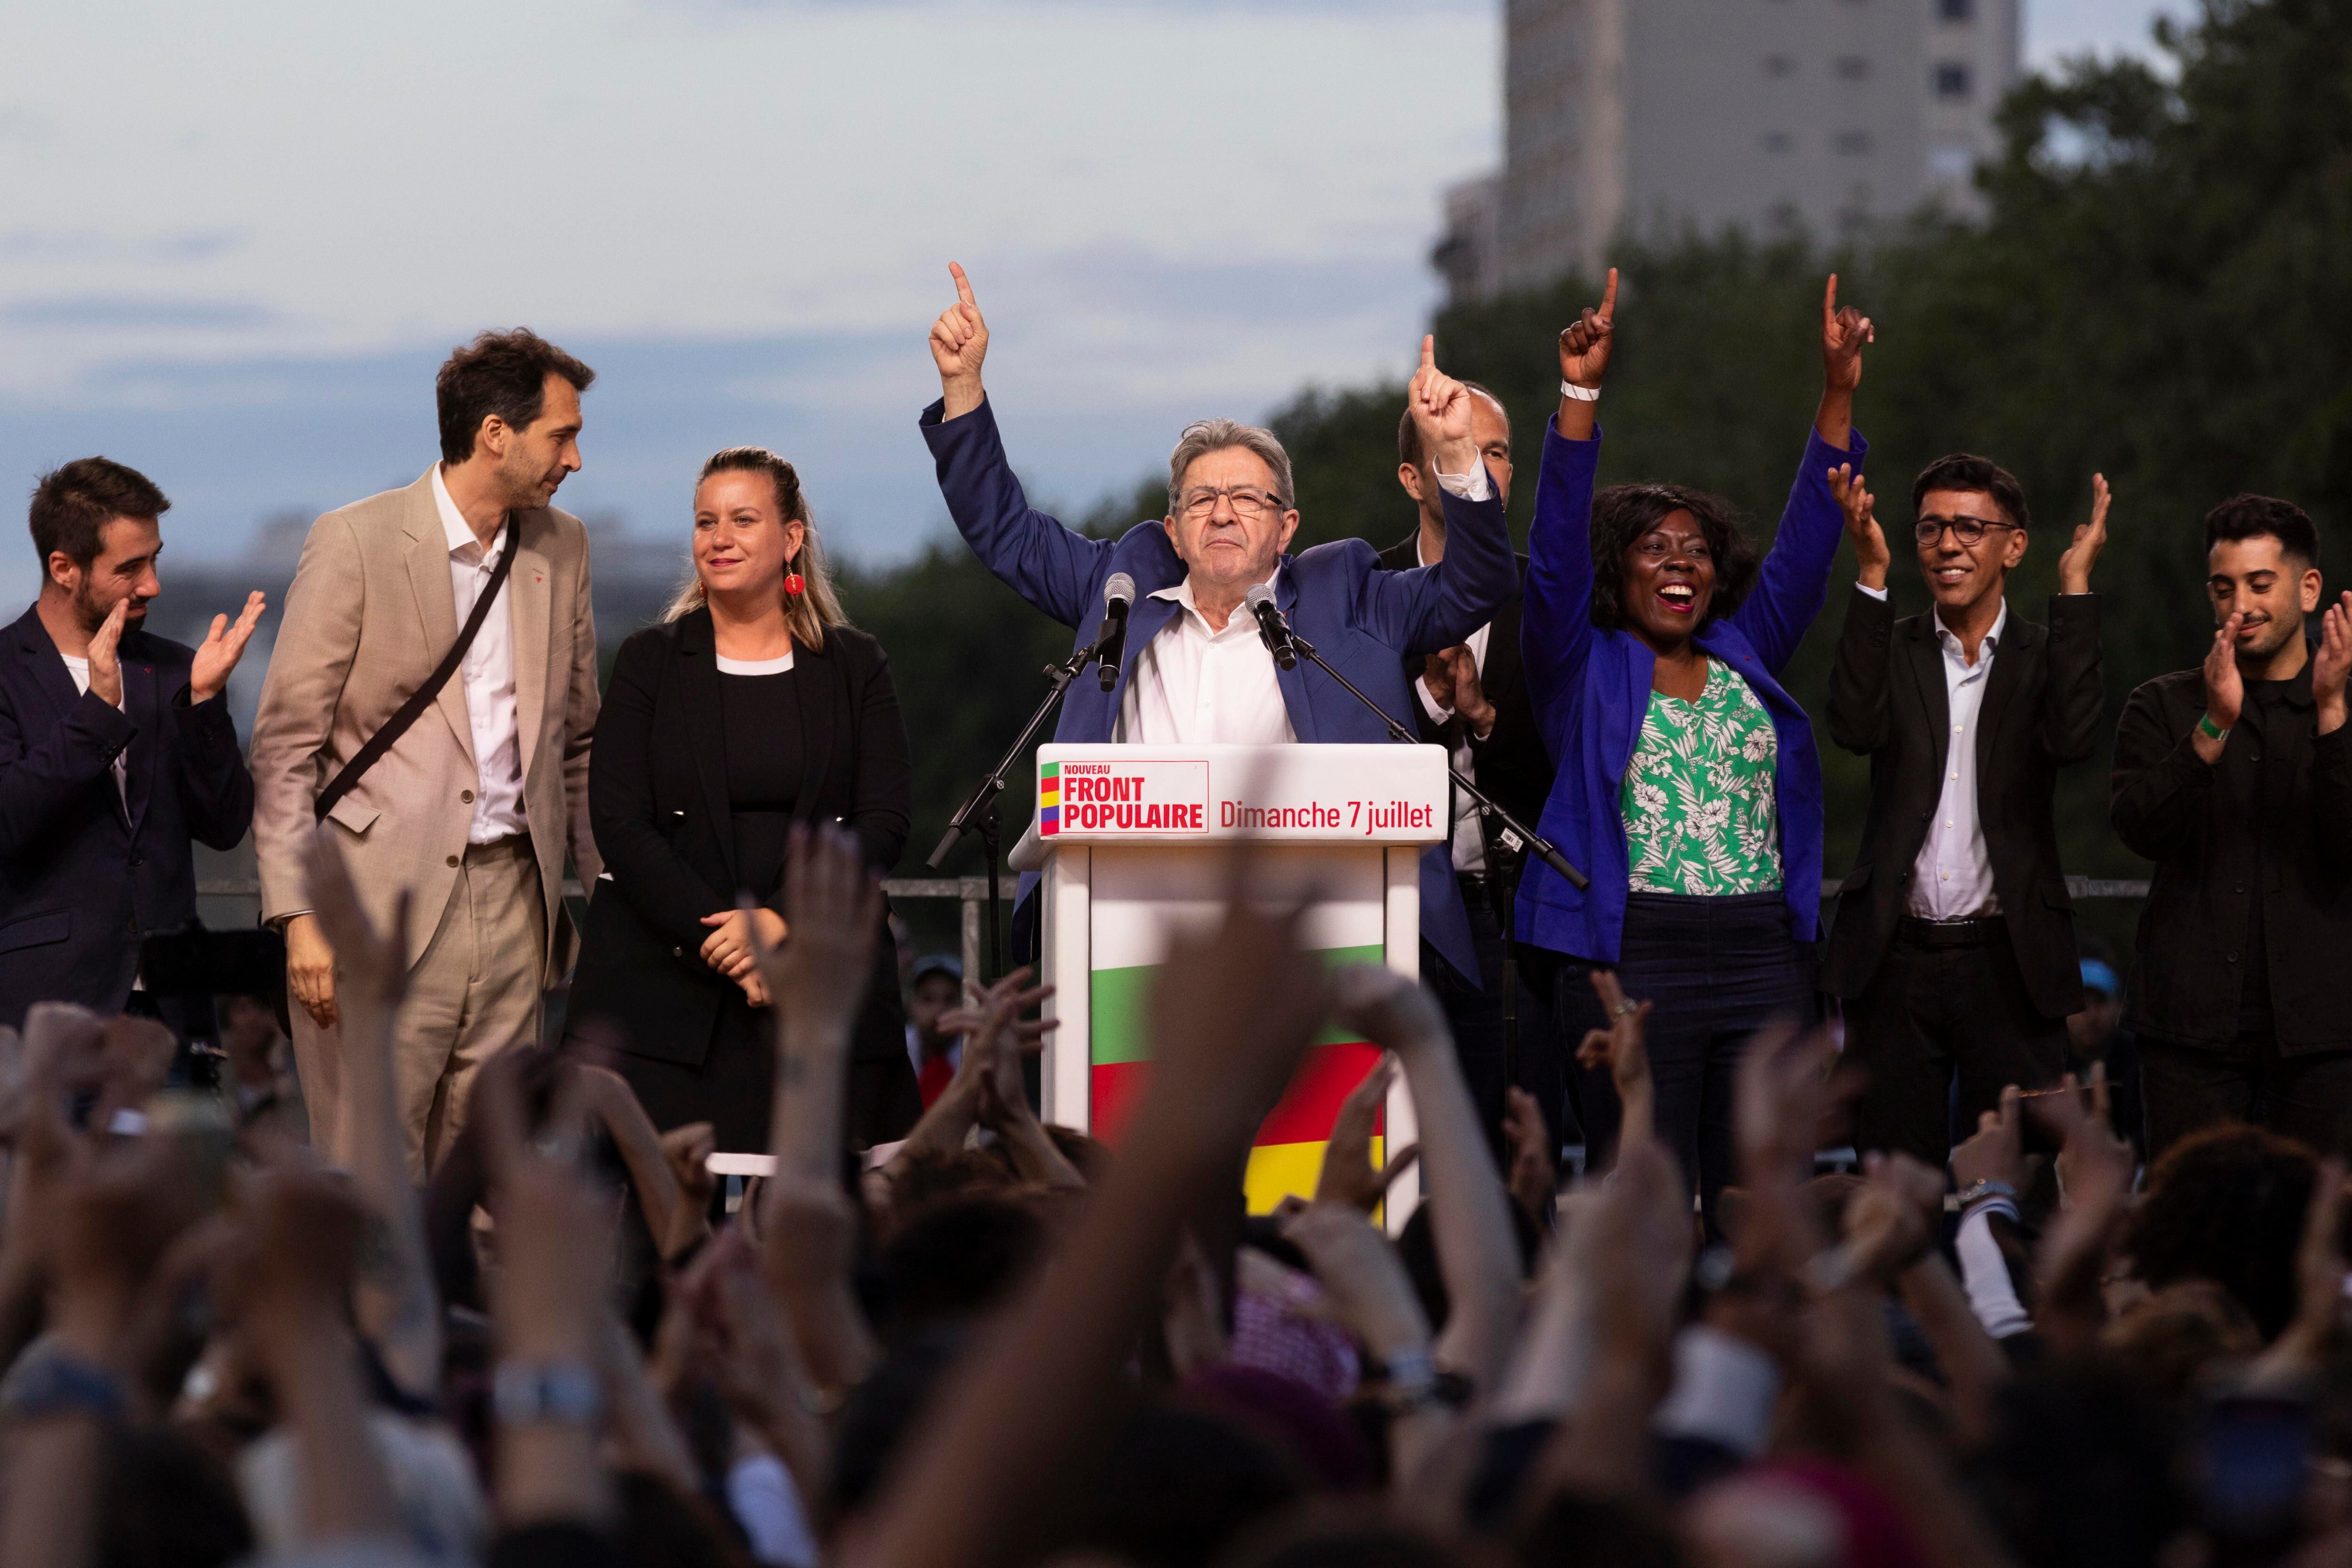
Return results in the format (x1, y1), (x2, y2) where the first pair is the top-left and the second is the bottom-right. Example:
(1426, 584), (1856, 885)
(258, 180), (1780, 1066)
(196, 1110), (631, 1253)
(784, 572), (805, 597)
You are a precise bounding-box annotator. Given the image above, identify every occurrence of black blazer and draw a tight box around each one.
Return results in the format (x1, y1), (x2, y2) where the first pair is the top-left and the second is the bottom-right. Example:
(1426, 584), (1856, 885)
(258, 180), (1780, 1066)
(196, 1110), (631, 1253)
(569, 609), (913, 1066)
(0, 605), (253, 1029)
(1820, 587), (2103, 1019)
(1375, 537), (1557, 855)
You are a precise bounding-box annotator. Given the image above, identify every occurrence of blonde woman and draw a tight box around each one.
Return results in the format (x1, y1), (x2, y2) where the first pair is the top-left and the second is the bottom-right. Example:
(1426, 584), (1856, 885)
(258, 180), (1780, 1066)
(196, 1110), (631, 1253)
(569, 447), (919, 1149)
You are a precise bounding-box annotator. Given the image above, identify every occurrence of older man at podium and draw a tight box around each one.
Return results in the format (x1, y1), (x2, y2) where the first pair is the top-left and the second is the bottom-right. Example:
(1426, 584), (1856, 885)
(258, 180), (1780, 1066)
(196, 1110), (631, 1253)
(920, 263), (1514, 990)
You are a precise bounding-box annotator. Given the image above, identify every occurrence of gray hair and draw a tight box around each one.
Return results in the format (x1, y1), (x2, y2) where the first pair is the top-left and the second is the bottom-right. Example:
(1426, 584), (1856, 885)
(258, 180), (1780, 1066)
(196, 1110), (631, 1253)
(1165, 419), (1296, 515)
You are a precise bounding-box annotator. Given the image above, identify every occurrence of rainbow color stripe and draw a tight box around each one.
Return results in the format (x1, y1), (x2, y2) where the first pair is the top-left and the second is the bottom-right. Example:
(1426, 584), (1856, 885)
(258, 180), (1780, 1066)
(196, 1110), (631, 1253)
(1037, 760), (1060, 837)
(1088, 943), (1385, 1212)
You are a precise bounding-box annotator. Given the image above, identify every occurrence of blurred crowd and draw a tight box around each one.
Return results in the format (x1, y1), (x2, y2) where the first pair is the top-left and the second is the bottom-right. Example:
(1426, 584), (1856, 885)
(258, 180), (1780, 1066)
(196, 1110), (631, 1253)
(1, 823), (2349, 1568)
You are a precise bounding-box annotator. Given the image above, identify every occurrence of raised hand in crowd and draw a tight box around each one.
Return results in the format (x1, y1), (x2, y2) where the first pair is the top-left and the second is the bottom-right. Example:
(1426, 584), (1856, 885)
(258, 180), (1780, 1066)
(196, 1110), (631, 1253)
(301, 831), (439, 1393)
(188, 589), (268, 704)
(1951, 1082), (2028, 1198)
(1501, 1085), (1556, 1226)
(2057, 472), (2114, 595)
(854, 856), (1329, 1568)
(1420, 643), (1494, 737)
(1278, 1196), (1451, 1478)
(1829, 461), (1891, 591)
(1556, 265), (1617, 439)
(1313, 1050), (1415, 1213)
(1817, 272), (1874, 447)
(1332, 963), (1523, 1391)
(2315, 588), (2352, 734)
(1575, 968), (1654, 1159)
(2026, 1065), (2137, 1355)
(930, 966), (1080, 1190)
(930, 261), (990, 419)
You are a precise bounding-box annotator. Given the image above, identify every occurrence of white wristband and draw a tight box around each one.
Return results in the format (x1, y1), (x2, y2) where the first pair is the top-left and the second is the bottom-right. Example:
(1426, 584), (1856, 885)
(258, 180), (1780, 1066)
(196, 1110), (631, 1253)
(1560, 380), (1601, 403)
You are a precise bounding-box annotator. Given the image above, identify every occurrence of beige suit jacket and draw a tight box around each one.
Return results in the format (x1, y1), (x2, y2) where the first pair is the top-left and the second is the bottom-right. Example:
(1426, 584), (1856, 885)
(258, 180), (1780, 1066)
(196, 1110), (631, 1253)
(250, 469), (602, 985)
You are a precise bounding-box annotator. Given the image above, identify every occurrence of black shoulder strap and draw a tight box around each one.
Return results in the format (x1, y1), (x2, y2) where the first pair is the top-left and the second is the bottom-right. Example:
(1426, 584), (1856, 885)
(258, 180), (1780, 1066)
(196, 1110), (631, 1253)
(314, 524), (518, 824)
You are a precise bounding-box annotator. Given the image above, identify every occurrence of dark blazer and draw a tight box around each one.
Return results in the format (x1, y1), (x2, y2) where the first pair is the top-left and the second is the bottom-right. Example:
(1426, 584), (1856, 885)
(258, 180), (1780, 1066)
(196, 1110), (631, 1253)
(0, 604), (254, 1029)
(1821, 588), (2104, 1019)
(569, 610), (913, 1066)
(1374, 536), (1556, 857)
(2111, 655), (2352, 1052)
(922, 395), (1516, 985)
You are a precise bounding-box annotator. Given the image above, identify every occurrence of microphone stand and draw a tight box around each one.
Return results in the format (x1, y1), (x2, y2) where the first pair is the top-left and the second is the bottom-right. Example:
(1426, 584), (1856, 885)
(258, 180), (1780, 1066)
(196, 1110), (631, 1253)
(1279, 627), (1590, 892)
(927, 625), (1120, 979)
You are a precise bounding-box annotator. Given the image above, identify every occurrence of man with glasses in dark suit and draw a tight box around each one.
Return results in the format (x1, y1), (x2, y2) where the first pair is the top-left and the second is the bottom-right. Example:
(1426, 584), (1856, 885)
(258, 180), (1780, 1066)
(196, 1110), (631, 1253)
(1821, 454), (2112, 1169)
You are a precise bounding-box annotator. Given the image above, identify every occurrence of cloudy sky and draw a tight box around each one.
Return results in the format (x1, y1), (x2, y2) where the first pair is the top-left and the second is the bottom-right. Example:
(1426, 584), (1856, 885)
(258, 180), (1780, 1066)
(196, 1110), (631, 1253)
(0, 0), (2188, 607)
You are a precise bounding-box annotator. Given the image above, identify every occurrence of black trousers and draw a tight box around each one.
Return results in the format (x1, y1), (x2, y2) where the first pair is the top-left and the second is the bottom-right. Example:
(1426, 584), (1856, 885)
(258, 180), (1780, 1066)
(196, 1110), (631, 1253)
(2139, 1032), (2352, 1161)
(1845, 921), (2068, 1168)
(1424, 875), (1562, 1170)
(1540, 891), (1818, 1222)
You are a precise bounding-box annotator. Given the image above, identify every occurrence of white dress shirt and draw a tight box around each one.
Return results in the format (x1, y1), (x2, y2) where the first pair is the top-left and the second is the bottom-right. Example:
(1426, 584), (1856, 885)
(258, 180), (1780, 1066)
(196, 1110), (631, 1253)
(1116, 570), (1299, 746)
(1410, 532), (1492, 875)
(58, 654), (128, 810)
(431, 466), (528, 843)
(1863, 585), (2005, 919)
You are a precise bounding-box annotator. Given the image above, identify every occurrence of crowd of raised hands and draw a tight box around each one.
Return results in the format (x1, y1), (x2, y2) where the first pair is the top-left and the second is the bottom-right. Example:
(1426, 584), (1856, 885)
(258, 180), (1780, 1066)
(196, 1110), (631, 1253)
(4, 831), (2352, 1568)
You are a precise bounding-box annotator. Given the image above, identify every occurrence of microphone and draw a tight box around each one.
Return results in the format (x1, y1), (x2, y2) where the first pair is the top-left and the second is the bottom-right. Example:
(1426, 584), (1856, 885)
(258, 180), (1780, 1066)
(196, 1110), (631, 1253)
(1245, 583), (1297, 671)
(1096, 573), (1136, 691)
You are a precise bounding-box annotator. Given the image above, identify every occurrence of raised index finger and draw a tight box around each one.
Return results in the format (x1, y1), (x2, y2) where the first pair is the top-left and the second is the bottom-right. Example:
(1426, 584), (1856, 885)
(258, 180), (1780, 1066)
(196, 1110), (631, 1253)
(1823, 272), (1839, 327)
(1419, 333), (1436, 374)
(1597, 266), (1619, 323)
(949, 261), (977, 307)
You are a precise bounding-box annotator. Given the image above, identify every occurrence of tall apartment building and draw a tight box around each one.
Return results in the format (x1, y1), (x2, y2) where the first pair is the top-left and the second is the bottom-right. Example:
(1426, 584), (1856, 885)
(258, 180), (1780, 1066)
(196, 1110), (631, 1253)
(1435, 0), (2021, 302)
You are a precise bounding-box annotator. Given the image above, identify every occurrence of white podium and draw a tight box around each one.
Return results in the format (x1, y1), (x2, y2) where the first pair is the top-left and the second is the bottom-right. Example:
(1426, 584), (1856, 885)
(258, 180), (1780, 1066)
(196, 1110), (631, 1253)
(1015, 743), (1449, 1222)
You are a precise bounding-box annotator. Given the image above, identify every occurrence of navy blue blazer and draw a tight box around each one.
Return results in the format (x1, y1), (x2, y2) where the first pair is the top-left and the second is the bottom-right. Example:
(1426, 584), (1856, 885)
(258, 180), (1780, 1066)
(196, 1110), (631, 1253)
(920, 396), (1517, 983)
(0, 604), (254, 1028)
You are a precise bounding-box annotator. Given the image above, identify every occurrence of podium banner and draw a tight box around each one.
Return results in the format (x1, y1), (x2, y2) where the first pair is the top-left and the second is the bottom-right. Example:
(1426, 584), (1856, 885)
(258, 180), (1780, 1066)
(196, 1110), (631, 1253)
(1033, 744), (1447, 1216)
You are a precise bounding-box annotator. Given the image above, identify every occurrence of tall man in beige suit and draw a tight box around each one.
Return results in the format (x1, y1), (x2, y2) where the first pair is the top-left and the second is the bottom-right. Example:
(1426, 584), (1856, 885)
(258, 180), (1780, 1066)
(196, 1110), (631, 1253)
(251, 330), (603, 1172)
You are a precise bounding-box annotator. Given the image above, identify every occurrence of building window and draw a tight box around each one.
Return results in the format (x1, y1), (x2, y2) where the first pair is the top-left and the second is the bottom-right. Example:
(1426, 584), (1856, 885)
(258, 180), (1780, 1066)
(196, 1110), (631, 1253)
(1761, 131), (1794, 153)
(1834, 55), (1871, 80)
(1763, 54), (1795, 78)
(1832, 130), (1875, 155)
(1939, 0), (1974, 18)
(1934, 62), (1973, 98)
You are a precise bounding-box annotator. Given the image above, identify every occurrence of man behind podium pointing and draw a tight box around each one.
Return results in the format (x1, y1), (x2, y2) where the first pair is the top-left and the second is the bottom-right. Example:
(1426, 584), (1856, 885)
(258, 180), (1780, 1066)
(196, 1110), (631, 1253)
(920, 263), (1515, 987)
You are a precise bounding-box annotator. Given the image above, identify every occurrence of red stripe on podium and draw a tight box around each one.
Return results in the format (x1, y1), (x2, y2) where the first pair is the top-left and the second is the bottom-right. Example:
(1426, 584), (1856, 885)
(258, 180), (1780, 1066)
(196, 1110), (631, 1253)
(1085, 1039), (1380, 1151)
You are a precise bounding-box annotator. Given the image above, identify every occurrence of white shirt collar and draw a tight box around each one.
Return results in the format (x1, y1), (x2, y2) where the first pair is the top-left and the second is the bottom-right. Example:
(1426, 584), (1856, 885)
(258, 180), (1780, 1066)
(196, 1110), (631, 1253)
(431, 465), (506, 560)
(1149, 565), (1283, 624)
(1934, 597), (2007, 664)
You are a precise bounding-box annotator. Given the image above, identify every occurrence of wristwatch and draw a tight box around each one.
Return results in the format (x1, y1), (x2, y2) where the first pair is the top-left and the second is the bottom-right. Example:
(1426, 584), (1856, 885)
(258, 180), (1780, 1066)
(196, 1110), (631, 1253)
(492, 1361), (604, 1426)
(1954, 1179), (2017, 1211)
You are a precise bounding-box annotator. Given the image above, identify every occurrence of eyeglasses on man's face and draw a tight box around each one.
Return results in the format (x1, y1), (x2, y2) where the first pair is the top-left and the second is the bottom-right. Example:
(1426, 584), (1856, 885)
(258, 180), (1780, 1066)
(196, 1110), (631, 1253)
(1913, 515), (2016, 547)
(1180, 485), (1284, 522)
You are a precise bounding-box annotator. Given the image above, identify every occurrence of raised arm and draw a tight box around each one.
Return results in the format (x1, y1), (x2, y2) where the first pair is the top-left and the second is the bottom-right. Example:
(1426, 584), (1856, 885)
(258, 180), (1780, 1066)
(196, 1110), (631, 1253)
(919, 262), (1113, 627)
(1826, 466), (1896, 755)
(1353, 336), (1518, 657)
(1729, 277), (1874, 674)
(1520, 271), (1614, 739)
(2038, 475), (2110, 764)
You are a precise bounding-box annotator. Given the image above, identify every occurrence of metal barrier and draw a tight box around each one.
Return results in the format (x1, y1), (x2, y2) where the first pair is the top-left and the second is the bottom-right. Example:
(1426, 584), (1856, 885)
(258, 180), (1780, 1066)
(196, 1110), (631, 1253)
(196, 873), (2148, 989)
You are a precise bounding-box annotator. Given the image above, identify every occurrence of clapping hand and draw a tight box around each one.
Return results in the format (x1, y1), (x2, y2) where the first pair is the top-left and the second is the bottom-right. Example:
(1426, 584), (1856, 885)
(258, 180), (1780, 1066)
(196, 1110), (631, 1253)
(2313, 591), (2351, 731)
(1828, 463), (1890, 591)
(1821, 274), (1874, 392)
(86, 598), (129, 708)
(189, 590), (267, 704)
(2056, 474), (2112, 595)
(1557, 267), (1618, 392)
(1407, 335), (1479, 479)
(930, 262), (990, 418)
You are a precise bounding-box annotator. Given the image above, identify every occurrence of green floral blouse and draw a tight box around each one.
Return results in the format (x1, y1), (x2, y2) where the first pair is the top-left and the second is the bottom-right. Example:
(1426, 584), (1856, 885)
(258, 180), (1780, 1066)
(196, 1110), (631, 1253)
(1620, 659), (1784, 896)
